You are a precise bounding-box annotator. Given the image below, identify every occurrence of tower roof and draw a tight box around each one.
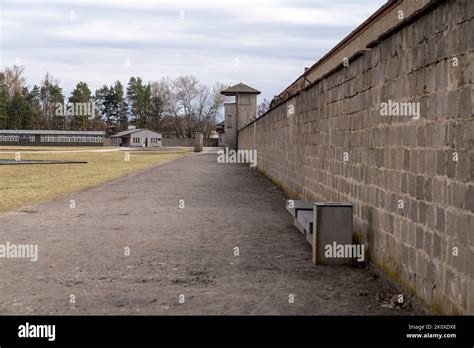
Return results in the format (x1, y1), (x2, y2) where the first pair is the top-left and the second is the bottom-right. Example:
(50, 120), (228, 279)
(220, 82), (261, 95)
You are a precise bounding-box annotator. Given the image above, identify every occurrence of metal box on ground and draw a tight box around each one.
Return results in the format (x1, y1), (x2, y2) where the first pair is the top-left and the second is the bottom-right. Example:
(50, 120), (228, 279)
(312, 203), (353, 265)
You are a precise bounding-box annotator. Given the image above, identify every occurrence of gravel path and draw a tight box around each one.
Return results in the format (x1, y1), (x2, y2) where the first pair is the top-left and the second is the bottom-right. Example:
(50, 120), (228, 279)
(0, 152), (425, 315)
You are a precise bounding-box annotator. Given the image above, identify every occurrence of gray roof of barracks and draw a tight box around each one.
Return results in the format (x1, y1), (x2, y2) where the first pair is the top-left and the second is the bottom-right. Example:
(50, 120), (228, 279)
(0, 129), (105, 135)
(110, 128), (162, 137)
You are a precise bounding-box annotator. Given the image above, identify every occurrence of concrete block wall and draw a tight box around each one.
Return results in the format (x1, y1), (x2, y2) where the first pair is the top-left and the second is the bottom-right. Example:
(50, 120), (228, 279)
(238, 0), (473, 314)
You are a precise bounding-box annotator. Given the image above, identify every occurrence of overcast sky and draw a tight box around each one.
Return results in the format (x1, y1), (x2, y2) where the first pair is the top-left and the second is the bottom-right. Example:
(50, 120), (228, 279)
(0, 0), (386, 101)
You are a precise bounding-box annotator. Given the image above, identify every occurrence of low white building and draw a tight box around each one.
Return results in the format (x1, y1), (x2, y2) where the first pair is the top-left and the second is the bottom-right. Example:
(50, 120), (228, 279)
(110, 128), (162, 147)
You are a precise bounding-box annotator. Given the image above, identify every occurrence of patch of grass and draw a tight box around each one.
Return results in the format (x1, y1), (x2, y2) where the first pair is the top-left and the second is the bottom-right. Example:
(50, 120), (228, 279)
(0, 148), (188, 213)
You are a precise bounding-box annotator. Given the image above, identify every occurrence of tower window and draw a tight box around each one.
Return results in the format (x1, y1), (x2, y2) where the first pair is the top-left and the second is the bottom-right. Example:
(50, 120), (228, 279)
(239, 94), (250, 105)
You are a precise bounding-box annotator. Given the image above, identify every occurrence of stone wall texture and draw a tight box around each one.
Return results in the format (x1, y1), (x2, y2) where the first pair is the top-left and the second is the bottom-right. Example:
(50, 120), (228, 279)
(238, 0), (473, 314)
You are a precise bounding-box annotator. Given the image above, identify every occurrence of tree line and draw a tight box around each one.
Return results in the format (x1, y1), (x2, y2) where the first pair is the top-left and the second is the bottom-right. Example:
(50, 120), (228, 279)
(0, 65), (226, 137)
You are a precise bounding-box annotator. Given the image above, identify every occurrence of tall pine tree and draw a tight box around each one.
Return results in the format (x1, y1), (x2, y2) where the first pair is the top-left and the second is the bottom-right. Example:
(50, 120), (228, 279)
(69, 81), (92, 130)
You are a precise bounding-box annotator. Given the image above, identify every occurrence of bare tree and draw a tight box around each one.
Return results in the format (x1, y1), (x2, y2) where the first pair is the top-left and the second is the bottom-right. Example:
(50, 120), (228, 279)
(3, 65), (26, 99)
(154, 76), (225, 138)
(193, 82), (226, 137)
(152, 77), (185, 137)
(257, 98), (271, 118)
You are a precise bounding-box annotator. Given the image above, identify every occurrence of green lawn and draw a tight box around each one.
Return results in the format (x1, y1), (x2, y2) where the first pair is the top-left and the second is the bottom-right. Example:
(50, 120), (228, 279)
(0, 147), (188, 213)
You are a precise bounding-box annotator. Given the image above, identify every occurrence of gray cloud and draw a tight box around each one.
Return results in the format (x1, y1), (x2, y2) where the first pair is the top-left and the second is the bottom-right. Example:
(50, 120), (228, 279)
(0, 0), (387, 101)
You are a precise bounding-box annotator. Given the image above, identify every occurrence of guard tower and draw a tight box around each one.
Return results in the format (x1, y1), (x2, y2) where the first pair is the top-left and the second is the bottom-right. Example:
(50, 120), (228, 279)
(220, 82), (260, 150)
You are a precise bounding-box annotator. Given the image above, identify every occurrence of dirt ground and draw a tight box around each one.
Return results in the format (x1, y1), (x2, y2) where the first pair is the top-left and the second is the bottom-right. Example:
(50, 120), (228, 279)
(0, 152), (427, 315)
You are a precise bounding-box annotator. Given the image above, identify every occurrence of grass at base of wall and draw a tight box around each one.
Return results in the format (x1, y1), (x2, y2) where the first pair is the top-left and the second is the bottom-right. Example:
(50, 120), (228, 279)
(371, 253), (444, 314)
(255, 167), (301, 200)
(0, 148), (188, 213)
